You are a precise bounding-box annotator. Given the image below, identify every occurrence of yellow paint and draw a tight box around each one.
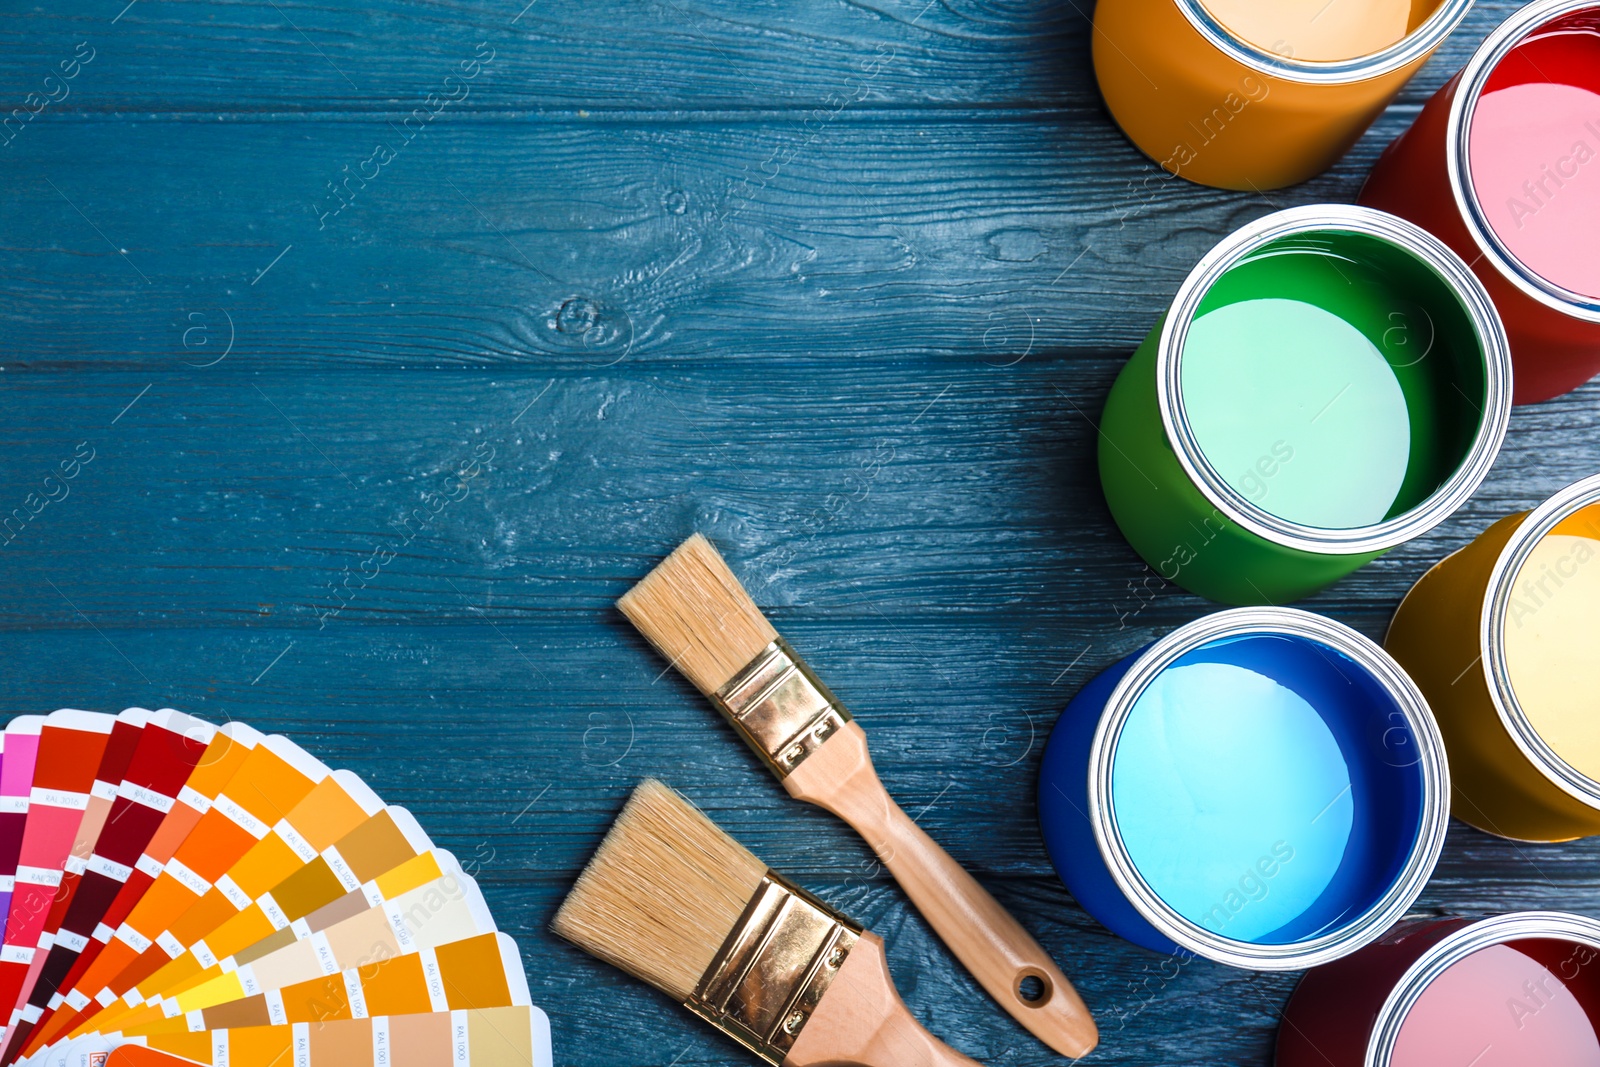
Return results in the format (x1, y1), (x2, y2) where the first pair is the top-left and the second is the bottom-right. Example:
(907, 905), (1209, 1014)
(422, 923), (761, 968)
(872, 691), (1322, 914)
(1386, 488), (1600, 843)
(1196, 0), (1435, 62)
(1503, 504), (1600, 778)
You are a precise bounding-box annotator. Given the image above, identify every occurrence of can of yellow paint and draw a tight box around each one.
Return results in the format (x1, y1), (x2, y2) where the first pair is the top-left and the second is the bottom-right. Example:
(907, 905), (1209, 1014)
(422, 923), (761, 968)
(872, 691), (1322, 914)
(1092, 0), (1475, 190)
(1385, 474), (1600, 841)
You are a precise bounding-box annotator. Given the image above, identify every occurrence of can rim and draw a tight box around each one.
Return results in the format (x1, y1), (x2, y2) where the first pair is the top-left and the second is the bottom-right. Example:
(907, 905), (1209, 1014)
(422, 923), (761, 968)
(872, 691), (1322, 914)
(1480, 473), (1600, 808)
(1086, 607), (1451, 969)
(1364, 911), (1600, 1066)
(1156, 204), (1512, 556)
(1171, 0), (1474, 83)
(1446, 0), (1600, 323)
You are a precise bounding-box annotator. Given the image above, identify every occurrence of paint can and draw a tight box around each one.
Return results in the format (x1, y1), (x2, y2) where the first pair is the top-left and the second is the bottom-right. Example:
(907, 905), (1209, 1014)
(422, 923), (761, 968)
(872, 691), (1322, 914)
(1278, 911), (1600, 1067)
(1037, 608), (1449, 968)
(1091, 0), (1473, 190)
(1361, 0), (1600, 404)
(1385, 473), (1600, 842)
(1097, 205), (1511, 605)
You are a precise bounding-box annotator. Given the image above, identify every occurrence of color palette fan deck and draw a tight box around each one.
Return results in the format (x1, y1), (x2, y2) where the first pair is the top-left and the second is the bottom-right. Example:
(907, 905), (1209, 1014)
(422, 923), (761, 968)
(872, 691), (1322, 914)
(0, 710), (551, 1067)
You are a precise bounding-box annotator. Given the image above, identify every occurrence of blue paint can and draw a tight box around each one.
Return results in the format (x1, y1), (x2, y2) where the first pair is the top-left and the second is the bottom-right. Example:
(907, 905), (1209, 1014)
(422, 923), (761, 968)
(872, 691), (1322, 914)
(1038, 607), (1449, 968)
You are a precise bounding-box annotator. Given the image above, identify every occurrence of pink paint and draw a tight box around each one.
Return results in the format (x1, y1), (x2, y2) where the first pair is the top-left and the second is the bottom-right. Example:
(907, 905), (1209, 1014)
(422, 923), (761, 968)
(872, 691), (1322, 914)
(1467, 18), (1600, 300)
(1390, 942), (1600, 1067)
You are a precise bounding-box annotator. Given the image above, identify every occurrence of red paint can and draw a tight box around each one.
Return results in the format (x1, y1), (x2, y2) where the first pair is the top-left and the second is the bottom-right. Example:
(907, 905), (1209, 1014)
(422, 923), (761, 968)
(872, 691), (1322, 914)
(1360, 0), (1600, 404)
(1278, 912), (1600, 1067)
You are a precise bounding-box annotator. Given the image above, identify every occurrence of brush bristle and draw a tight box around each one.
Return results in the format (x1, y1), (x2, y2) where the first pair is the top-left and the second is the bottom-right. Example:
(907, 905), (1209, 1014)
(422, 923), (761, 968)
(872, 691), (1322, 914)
(617, 534), (778, 695)
(551, 779), (768, 1002)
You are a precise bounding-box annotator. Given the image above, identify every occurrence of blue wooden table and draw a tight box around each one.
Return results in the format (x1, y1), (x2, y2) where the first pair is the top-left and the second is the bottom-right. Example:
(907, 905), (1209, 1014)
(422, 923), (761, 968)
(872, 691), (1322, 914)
(3, 1), (1598, 1063)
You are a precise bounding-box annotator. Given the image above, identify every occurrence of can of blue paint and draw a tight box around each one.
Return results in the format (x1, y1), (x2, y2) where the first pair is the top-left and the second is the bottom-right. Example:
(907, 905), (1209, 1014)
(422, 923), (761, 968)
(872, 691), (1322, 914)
(1037, 607), (1449, 968)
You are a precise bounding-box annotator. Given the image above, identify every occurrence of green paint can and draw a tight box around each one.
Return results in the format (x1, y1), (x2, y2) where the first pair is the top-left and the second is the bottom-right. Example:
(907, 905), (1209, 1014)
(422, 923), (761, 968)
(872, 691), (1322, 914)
(1099, 205), (1512, 605)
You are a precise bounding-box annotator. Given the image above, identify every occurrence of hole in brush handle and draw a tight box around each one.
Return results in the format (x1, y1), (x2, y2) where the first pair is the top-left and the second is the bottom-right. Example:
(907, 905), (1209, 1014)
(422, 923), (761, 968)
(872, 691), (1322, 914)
(1016, 969), (1052, 1006)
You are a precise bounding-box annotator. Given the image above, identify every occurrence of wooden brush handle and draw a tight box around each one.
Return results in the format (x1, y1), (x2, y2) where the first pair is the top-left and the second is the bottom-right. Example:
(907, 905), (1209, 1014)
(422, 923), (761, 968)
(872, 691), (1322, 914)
(785, 931), (982, 1067)
(784, 723), (1098, 1058)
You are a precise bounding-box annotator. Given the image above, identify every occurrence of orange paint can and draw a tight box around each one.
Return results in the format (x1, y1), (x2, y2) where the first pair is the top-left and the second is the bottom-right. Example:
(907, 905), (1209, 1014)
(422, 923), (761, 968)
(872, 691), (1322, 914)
(1092, 0), (1475, 190)
(1385, 473), (1600, 842)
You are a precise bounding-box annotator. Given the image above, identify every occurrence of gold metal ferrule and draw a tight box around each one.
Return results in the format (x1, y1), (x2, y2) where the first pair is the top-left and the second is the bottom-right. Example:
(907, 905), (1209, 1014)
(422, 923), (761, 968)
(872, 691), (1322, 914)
(685, 872), (861, 1065)
(711, 639), (852, 778)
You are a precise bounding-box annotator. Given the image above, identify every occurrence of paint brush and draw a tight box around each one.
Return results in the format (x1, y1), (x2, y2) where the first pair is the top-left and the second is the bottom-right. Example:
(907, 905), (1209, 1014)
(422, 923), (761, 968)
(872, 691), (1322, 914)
(553, 779), (982, 1067)
(617, 535), (1098, 1057)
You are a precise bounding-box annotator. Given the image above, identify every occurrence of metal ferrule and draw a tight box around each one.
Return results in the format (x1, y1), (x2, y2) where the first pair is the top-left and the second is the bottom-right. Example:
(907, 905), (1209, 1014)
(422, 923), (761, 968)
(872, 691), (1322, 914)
(685, 872), (861, 1065)
(712, 639), (852, 778)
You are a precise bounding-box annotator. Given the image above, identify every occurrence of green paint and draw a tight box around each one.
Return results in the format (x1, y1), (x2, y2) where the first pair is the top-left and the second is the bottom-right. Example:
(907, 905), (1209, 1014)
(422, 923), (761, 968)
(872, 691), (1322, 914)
(1183, 298), (1410, 529)
(1181, 237), (1483, 531)
(1099, 328), (1373, 606)
(1098, 229), (1490, 604)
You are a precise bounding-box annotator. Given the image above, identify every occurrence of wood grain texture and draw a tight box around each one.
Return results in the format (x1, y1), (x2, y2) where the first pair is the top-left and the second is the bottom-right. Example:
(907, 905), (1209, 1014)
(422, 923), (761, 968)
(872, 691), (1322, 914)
(0, 365), (1594, 625)
(0, 0), (1528, 113)
(4, 117), (1319, 367)
(2, 0), (1598, 1064)
(0, 0), (1543, 373)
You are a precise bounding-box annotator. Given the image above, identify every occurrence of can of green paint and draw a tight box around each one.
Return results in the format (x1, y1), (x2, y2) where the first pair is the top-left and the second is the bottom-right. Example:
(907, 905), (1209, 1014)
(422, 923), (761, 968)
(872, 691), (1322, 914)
(1098, 205), (1512, 605)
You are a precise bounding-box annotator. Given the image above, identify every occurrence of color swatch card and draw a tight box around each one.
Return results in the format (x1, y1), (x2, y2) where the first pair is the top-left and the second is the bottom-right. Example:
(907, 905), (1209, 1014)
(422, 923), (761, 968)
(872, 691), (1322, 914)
(42, 1006), (553, 1067)
(0, 711), (549, 1067)
(101, 853), (478, 1031)
(20, 726), (264, 1058)
(0, 719), (48, 937)
(19, 713), (215, 1038)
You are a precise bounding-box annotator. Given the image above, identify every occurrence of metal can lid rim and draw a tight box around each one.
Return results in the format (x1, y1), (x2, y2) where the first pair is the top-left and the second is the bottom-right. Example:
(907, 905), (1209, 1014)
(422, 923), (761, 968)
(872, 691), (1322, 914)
(1364, 912), (1600, 1067)
(1480, 473), (1600, 808)
(1156, 205), (1513, 558)
(1085, 607), (1451, 970)
(1171, 0), (1474, 83)
(1446, 0), (1600, 323)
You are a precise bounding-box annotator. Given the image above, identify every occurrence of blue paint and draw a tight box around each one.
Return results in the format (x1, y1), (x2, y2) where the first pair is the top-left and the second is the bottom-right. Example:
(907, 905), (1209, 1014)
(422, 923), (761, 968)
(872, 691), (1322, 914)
(1112, 655), (1354, 943)
(1039, 630), (1429, 955)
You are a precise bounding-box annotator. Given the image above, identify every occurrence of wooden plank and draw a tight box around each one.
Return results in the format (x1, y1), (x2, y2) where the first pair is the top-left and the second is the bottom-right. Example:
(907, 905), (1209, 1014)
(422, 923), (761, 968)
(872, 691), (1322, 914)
(0, 102), (1558, 368)
(1, 365), (1595, 628)
(0, 0), (1523, 113)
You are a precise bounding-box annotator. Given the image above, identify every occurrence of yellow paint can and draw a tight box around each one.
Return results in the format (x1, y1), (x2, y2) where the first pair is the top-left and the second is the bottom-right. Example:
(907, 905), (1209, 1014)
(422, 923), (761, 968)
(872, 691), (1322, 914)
(1386, 474), (1600, 841)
